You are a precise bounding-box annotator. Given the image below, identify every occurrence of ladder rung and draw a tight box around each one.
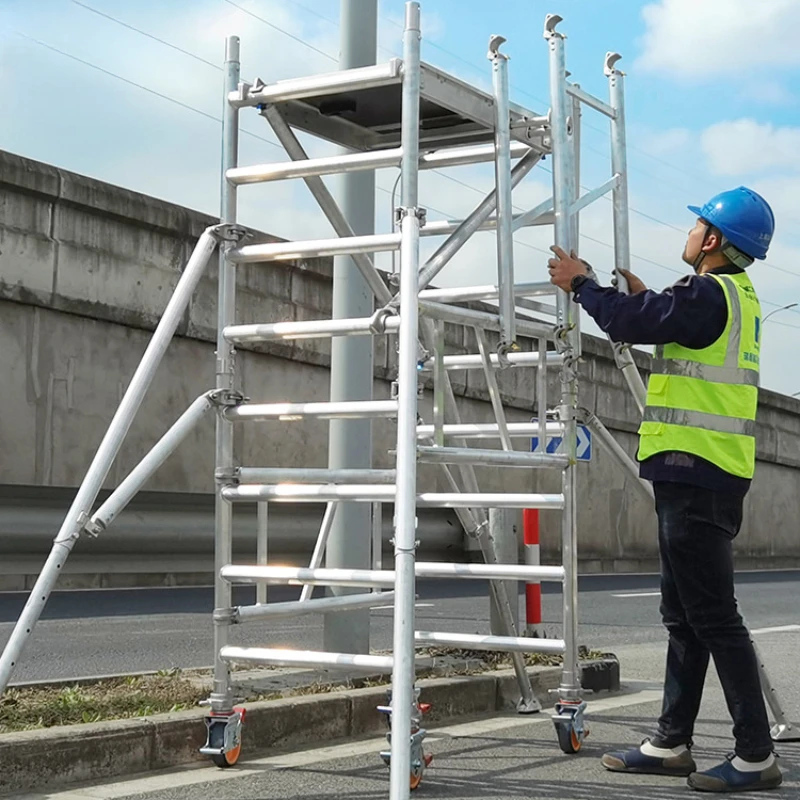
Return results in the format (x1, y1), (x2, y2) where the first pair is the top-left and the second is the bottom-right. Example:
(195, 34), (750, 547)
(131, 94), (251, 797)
(237, 467), (397, 484)
(415, 561), (565, 582)
(221, 484), (565, 509)
(418, 351), (563, 371)
(221, 565), (394, 588)
(229, 232), (401, 263)
(418, 281), (556, 304)
(223, 315), (401, 343)
(234, 591), (395, 622)
(220, 645), (394, 672)
(418, 300), (553, 341)
(414, 631), (566, 655)
(223, 400), (398, 422)
(416, 446), (567, 469)
(417, 422), (564, 440)
(233, 60), (402, 108)
(221, 563), (563, 586)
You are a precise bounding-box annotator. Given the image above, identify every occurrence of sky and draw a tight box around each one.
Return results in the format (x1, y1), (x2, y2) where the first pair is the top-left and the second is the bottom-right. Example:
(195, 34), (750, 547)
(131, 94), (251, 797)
(1, 0), (800, 397)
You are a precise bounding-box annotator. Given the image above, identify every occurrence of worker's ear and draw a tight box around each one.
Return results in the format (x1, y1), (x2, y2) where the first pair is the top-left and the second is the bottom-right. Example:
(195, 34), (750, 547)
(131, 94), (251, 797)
(702, 228), (723, 253)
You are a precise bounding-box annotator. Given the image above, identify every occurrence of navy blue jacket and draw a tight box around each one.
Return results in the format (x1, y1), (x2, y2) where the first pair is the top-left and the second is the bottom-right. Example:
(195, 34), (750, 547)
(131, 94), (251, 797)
(573, 265), (751, 495)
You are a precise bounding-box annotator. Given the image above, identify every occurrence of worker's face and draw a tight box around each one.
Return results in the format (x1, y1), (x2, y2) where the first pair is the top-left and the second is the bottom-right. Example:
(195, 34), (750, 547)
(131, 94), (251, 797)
(681, 219), (708, 265)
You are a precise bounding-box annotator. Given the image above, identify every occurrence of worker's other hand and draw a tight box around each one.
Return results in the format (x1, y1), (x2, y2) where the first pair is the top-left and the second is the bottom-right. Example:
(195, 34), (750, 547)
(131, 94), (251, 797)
(547, 245), (588, 292)
(615, 269), (647, 294)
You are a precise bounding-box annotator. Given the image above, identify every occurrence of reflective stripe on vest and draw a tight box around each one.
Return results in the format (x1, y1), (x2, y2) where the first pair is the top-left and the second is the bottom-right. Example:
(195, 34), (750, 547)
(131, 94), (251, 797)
(637, 272), (760, 479)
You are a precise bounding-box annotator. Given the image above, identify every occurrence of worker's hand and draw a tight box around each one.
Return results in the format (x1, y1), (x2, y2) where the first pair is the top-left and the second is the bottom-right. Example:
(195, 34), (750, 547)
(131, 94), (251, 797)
(615, 269), (647, 294)
(547, 245), (588, 292)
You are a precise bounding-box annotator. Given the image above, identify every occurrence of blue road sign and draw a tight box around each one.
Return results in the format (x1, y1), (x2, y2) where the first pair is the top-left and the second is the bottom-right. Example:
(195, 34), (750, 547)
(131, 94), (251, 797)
(530, 419), (592, 461)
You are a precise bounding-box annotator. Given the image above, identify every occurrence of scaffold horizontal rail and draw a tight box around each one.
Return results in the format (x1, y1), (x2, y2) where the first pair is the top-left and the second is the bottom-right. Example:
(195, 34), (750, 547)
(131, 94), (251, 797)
(417, 421), (564, 439)
(418, 351), (563, 371)
(566, 82), (616, 118)
(232, 591), (396, 622)
(416, 445), (567, 469)
(237, 467), (397, 484)
(220, 562), (565, 586)
(222, 400), (398, 421)
(231, 60), (402, 107)
(418, 301), (554, 340)
(414, 631), (567, 655)
(418, 281), (556, 304)
(226, 141), (535, 185)
(223, 314), (401, 343)
(219, 645), (395, 671)
(229, 232), (401, 263)
(220, 484), (566, 508)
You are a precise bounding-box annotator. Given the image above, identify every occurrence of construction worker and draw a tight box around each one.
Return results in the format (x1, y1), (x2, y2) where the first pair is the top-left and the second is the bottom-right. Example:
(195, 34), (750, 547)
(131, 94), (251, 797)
(547, 186), (781, 793)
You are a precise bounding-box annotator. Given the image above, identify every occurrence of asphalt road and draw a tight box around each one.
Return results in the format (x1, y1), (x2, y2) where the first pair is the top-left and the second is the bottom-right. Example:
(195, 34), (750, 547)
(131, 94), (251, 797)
(17, 632), (800, 800)
(1, 571), (798, 685)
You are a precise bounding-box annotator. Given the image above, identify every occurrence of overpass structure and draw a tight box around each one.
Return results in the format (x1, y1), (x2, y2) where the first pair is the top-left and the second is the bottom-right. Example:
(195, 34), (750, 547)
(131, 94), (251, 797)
(0, 4), (797, 800)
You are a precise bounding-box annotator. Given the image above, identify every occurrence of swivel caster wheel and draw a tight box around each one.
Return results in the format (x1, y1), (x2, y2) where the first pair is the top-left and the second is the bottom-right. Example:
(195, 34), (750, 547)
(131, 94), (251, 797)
(553, 700), (588, 754)
(200, 707), (245, 768)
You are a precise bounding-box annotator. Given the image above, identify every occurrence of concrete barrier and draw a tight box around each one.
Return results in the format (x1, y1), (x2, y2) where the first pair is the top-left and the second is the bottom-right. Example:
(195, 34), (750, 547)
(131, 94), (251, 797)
(1, 147), (799, 586)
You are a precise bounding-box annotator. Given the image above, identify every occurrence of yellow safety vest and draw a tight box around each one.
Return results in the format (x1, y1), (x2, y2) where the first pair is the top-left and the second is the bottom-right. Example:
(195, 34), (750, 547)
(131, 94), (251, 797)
(636, 272), (761, 479)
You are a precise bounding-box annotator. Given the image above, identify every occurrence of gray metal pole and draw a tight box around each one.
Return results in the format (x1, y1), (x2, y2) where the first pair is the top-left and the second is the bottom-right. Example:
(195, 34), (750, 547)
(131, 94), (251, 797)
(324, 0), (378, 654)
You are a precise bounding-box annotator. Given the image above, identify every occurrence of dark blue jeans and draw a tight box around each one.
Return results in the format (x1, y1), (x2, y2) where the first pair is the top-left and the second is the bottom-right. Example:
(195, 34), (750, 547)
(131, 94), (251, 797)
(653, 481), (773, 761)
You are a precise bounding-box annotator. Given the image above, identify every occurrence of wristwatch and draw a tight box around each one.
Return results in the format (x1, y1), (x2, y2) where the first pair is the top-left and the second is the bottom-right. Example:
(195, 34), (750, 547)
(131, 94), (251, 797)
(570, 273), (590, 293)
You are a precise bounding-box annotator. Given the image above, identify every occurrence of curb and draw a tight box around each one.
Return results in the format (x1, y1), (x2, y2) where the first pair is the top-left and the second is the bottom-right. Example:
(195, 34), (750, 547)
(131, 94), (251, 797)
(0, 657), (619, 796)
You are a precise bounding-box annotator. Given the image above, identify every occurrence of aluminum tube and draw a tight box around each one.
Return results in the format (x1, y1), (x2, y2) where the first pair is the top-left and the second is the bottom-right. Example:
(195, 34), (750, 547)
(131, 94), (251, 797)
(608, 55), (631, 281)
(537, 338), (547, 455)
(223, 400), (398, 421)
(621, 358), (647, 414)
(416, 446), (567, 469)
(476, 328), (513, 451)
(392, 5), (422, 795)
(230, 232), (401, 263)
(88, 393), (216, 534)
(0, 225), (220, 695)
(221, 564), (395, 588)
(220, 645), (394, 672)
(419, 301), (554, 341)
(419, 281), (556, 304)
(210, 35), (241, 713)
(236, 591), (395, 622)
(415, 631), (567, 655)
(572, 91), (581, 245)
(238, 467), (397, 484)
(582, 411), (653, 501)
(547, 18), (582, 702)
(235, 60), (401, 107)
(421, 210), (555, 238)
(256, 503), (268, 604)
(263, 105), (392, 305)
(371, 502), (383, 576)
(227, 148), (403, 185)
(565, 82), (615, 118)
(222, 484), (565, 509)
(300, 502), (337, 602)
(510, 197), (555, 232)
(571, 176), (618, 216)
(224, 314), (401, 343)
(490, 39), (516, 351)
(432, 321), (445, 446)
(415, 561), (565, 582)
(419, 350), (563, 372)
(416, 149), (541, 293)
(227, 141), (533, 185)
(416, 421), (564, 439)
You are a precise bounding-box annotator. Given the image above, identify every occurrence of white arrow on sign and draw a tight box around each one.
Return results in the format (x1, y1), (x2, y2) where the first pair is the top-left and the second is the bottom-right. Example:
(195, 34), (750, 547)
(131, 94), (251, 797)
(530, 420), (592, 461)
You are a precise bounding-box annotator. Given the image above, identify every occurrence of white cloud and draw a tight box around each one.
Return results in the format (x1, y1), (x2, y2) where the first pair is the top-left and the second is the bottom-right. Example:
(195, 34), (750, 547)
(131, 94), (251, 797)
(633, 127), (691, 158)
(636, 0), (800, 78)
(701, 119), (800, 177)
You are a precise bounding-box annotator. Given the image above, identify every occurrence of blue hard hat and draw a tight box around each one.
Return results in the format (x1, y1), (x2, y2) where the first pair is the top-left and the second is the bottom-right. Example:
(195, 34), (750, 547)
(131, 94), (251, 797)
(688, 186), (775, 260)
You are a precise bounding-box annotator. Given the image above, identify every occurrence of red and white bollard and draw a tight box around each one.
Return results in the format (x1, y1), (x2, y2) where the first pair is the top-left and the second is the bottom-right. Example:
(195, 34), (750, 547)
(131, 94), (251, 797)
(523, 508), (543, 637)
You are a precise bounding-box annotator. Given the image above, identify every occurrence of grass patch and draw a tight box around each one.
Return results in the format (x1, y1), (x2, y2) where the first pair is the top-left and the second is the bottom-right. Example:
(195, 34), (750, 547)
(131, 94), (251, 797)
(0, 671), (207, 734)
(0, 648), (612, 733)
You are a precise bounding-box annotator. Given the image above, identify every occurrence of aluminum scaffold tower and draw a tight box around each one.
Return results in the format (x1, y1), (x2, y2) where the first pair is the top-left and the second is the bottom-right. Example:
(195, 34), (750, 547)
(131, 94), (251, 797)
(1, 5), (797, 800)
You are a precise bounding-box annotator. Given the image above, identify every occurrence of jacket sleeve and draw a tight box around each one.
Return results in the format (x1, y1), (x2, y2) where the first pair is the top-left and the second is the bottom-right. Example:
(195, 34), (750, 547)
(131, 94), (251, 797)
(572, 274), (728, 349)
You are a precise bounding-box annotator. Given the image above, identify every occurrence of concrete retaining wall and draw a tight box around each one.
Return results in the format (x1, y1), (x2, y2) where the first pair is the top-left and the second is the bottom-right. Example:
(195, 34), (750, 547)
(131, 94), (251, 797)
(1, 148), (799, 585)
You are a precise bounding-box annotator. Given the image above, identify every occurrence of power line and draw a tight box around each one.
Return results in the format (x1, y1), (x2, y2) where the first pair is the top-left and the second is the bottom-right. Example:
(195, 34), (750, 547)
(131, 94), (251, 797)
(69, 0), (220, 70)
(17, 23), (799, 323)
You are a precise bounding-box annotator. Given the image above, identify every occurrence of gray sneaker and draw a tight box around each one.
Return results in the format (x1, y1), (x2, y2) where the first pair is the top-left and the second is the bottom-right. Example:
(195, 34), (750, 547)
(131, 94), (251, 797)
(688, 754), (782, 793)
